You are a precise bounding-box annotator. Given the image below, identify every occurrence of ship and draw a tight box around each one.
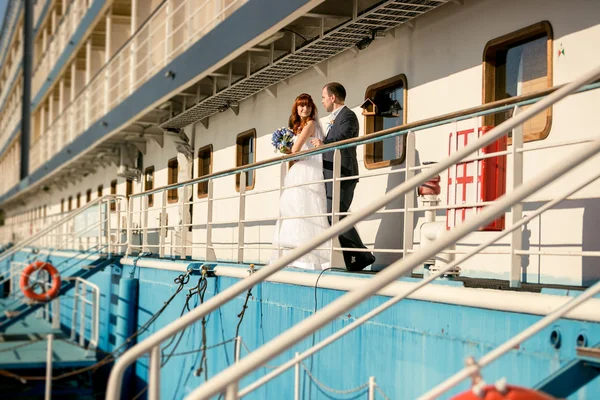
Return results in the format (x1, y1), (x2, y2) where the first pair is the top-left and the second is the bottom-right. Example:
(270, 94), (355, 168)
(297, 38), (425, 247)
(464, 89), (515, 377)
(0, 0), (599, 399)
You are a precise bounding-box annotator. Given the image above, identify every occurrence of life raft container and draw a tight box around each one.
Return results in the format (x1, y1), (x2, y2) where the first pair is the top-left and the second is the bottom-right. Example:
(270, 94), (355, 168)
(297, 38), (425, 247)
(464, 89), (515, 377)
(451, 384), (557, 400)
(20, 261), (61, 302)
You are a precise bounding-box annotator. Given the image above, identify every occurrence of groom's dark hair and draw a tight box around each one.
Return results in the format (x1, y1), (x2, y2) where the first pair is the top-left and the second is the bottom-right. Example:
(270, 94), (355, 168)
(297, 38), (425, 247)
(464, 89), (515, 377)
(324, 82), (346, 102)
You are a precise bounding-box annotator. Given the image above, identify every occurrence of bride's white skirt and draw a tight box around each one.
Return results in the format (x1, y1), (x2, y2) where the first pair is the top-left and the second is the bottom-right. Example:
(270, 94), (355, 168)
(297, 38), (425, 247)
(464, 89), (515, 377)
(271, 156), (331, 270)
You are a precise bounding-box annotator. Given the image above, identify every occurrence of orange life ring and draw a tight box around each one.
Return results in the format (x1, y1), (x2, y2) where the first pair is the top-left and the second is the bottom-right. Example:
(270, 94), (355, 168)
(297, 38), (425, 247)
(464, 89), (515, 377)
(20, 261), (61, 302)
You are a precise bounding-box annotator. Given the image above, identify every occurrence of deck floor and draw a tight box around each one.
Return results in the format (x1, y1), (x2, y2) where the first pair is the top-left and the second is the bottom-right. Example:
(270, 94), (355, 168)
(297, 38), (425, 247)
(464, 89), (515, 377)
(0, 296), (97, 370)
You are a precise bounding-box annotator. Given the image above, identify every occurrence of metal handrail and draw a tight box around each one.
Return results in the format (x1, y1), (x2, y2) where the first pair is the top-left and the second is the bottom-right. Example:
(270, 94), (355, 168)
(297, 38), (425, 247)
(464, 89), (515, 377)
(0, 194), (126, 266)
(185, 145), (600, 398)
(238, 168), (600, 397)
(105, 65), (600, 400)
(128, 79), (600, 199)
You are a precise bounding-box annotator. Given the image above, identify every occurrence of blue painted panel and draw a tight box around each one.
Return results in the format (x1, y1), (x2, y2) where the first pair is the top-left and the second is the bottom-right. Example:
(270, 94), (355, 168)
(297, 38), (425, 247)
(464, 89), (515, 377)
(2, 251), (599, 399)
(0, 0), (318, 202)
(127, 264), (600, 399)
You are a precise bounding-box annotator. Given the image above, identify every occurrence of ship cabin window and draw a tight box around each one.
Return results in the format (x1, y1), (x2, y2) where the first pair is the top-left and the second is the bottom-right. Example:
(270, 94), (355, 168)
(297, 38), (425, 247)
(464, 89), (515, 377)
(363, 74), (408, 169)
(76, 193), (81, 208)
(168, 158), (179, 203)
(197, 145), (212, 198)
(126, 179), (134, 199)
(110, 180), (117, 211)
(68, 196), (73, 211)
(483, 21), (553, 142)
(61, 199), (64, 213)
(86, 189), (92, 203)
(97, 185), (103, 199)
(144, 166), (155, 207)
(236, 129), (256, 191)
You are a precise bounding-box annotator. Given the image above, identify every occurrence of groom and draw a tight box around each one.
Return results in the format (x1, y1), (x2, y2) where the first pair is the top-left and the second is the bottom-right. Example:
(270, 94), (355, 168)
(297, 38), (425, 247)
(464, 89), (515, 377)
(311, 82), (376, 272)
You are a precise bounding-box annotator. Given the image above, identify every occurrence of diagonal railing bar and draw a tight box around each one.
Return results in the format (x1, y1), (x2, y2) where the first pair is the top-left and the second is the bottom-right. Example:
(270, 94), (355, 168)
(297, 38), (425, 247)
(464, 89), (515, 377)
(106, 65), (600, 400)
(184, 142), (600, 399)
(238, 169), (600, 397)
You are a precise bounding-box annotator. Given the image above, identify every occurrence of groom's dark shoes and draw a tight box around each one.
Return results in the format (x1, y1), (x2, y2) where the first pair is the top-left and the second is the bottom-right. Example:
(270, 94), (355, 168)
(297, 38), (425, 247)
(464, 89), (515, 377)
(346, 253), (376, 272)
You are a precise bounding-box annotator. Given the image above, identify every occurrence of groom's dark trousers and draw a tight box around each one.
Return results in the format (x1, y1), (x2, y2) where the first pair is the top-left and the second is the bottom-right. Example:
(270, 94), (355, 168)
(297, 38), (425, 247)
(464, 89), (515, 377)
(322, 106), (374, 271)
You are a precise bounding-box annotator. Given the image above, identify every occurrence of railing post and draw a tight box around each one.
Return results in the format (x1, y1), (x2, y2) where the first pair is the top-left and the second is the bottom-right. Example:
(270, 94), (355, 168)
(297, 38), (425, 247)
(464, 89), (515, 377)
(294, 352), (300, 400)
(142, 195), (149, 253)
(70, 280), (79, 341)
(52, 297), (61, 329)
(107, 198), (113, 256)
(164, 0), (171, 64)
(180, 187), (189, 259)
(237, 171), (246, 263)
(224, 382), (239, 400)
(105, 7), (112, 113)
(329, 150), (341, 264)
(130, 0), (138, 94)
(403, 131), (416, 261)
(45, 334), (54, 400)
(79, 282), (86, 347)
(98, 198), (103, 250)
(149, 346), (161, 400)
(235, 336), (242, 363)
(205, 179), (216, 261)
(277, 162), (286, 258)
(126, 196), (133, 257)
(368, 376), (376, 400)
(159, 191), (167, 258)
(510, 106), (524, 288)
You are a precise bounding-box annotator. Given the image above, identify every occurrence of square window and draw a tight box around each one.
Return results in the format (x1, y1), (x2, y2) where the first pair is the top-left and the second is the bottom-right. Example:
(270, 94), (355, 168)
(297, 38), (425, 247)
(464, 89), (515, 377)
(236, 130), (256, 191)
(483, 21), (553, 142)
(197, 145), (212, 198)
(363, 74), (408, 169)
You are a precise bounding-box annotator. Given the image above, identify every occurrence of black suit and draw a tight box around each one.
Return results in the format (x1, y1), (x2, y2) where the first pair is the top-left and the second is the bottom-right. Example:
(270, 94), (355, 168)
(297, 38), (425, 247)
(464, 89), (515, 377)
(322, 106), (374, 271)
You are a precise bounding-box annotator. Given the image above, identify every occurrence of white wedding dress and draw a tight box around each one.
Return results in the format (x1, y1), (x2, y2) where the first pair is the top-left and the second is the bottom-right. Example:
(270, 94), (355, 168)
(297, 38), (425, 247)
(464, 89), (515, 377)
(271, 123), (331, 270)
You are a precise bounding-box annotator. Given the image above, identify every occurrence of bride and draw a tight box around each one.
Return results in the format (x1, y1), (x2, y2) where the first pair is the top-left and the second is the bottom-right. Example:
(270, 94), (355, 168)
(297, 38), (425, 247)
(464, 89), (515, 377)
(271, 93), (330, 270)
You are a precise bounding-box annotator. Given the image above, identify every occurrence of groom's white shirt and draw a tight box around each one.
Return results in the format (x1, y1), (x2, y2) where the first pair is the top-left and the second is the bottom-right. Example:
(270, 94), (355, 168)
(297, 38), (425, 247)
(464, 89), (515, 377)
(325, 105), (346, 138)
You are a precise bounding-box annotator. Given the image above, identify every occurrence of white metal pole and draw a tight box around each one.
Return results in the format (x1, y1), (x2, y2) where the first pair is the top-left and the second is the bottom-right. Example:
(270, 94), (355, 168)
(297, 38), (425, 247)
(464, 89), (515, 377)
(294, 352), (300, 400)
(45, 334), (54, 400)
(235, 336), (242, 363)
(185, 139), (600, 399)
(224, 382), (239, 400)
(368, 376), (376, 400)
(509, 106), (524, 287)
(237, 165), (600, 398)
(149, 345), (161, 400)
(105, 65), (600, 400)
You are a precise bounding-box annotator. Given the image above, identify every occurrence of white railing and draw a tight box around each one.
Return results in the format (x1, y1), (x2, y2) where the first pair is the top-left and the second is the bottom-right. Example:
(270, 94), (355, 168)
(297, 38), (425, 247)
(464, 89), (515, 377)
(122, 84), (600, 287)
(0, 82), (22, 151)
(238, 163), (600, 397)
(0, 195), (129, 275)
(0, 45), (23, 109)
(0, 139), (20, 198)
(32, 0), (91, 97)
(30, 0), (248, 173)
(104, 66), (600, 400)
(70, 277), (101, 351)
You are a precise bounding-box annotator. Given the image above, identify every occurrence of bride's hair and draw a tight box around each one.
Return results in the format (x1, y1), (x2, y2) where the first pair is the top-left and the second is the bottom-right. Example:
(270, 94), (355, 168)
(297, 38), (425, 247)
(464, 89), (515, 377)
(290, 93), (316, 134)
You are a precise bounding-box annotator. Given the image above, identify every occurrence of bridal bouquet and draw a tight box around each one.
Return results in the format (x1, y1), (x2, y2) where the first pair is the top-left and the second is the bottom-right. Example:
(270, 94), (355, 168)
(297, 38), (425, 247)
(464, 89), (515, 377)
(271, 127), (295, 154)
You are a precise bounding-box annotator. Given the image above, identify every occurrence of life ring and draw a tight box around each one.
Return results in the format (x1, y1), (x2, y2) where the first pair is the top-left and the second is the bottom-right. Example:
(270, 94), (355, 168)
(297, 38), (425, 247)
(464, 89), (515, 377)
(20, 261), (61, 302)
